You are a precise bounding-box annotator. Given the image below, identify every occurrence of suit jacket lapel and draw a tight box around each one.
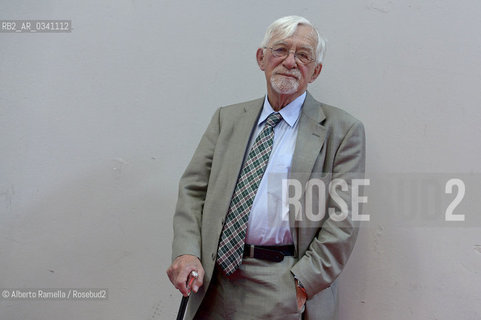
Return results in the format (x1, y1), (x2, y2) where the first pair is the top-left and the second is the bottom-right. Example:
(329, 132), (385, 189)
(289, 92), (327, 249)
(230, 98), (264, 170)
(218, 98), (264, 218)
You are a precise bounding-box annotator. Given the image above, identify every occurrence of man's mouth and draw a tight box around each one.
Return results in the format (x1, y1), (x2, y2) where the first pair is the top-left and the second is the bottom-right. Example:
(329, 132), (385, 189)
(276, 73), (298, 79)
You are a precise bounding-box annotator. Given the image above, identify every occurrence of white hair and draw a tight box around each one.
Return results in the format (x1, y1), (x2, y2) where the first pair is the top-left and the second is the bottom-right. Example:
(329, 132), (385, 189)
(260, 16), (326, 64)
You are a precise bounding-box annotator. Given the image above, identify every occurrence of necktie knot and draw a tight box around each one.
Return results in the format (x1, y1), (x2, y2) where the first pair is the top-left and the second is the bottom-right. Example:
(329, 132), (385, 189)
(265, 112), (283, 129)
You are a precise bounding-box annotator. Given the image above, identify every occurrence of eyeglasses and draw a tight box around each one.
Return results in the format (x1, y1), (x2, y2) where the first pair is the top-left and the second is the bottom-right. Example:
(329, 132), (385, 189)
(264, 46), (316, 64)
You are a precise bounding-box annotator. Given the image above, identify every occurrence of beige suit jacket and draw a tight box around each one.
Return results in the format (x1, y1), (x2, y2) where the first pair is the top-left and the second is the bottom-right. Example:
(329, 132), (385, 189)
(172, 92), (366, 320)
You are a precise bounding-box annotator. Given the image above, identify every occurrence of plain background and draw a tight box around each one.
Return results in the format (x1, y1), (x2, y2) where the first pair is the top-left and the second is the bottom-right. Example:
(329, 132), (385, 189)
(1, 0), (480, 319)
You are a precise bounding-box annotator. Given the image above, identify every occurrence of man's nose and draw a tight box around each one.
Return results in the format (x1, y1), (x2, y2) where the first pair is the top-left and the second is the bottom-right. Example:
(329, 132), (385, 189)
(282, 51), (297, 69)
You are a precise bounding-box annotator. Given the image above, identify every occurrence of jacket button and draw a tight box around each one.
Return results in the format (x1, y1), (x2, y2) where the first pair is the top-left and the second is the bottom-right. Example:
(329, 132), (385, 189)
(211, 253), (216, 260)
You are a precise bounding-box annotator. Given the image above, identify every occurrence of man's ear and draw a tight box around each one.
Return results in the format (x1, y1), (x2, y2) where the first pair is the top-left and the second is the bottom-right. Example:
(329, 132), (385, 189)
(309, 63), (323, 83)
(256, 48), (265, 71)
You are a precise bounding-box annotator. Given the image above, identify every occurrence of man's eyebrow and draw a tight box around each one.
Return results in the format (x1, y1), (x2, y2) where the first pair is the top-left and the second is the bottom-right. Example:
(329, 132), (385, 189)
(271, 41), (313, 51)
(271, 40), (288, 46)
(297, 45), (314, 51)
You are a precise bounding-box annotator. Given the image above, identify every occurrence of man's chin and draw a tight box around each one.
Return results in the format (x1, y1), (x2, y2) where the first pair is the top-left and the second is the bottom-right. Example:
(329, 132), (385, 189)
(271, 79), (299, 95)
(274, 88), (297, 95)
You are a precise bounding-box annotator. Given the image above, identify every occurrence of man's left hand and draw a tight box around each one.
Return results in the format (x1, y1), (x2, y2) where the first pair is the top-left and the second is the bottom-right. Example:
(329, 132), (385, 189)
(295, 279), (307, 311)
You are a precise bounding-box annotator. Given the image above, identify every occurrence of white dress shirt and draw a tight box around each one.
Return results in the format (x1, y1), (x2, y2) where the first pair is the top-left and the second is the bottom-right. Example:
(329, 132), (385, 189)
(245, 92), (306, 246)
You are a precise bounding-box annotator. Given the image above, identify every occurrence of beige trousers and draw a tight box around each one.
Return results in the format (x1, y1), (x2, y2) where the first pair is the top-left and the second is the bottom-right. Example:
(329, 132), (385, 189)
(194, 256), (303, 320)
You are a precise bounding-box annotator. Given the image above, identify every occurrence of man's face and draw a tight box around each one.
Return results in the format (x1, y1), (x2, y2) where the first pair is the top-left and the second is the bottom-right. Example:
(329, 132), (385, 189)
(257, 25), (322, 100)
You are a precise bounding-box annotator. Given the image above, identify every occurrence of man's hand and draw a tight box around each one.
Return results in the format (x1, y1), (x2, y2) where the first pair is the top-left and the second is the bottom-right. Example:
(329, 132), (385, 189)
(167, 254), (205, 297)
(295, 279), (307, 311)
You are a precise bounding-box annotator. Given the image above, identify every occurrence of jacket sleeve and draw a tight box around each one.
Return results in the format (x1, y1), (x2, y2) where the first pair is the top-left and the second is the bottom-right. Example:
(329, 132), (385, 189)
(171, 108), (221, 261)
(290, 120), (366, 298)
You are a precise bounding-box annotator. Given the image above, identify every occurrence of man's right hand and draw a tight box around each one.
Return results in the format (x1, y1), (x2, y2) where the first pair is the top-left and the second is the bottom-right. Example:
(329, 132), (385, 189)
(167, 254), (205, 297)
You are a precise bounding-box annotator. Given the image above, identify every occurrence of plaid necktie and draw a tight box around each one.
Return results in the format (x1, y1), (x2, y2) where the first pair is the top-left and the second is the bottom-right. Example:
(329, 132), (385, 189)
(217, 112), (283, 276)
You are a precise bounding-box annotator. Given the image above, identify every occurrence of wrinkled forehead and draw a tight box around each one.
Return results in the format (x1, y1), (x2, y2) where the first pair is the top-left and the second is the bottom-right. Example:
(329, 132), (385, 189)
(269, 24), (318, 48)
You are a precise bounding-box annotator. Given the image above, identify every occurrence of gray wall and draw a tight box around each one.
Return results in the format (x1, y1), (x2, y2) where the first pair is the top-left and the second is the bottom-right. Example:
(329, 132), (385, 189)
(1, 0), (480, 319)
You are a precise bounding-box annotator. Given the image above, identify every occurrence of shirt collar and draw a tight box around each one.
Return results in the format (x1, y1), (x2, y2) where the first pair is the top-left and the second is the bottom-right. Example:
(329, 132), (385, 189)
(258, 92), (306, 127)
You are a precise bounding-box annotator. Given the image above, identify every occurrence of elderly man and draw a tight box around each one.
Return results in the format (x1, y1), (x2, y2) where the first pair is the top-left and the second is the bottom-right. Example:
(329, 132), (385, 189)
(167, 16), (365, 320)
